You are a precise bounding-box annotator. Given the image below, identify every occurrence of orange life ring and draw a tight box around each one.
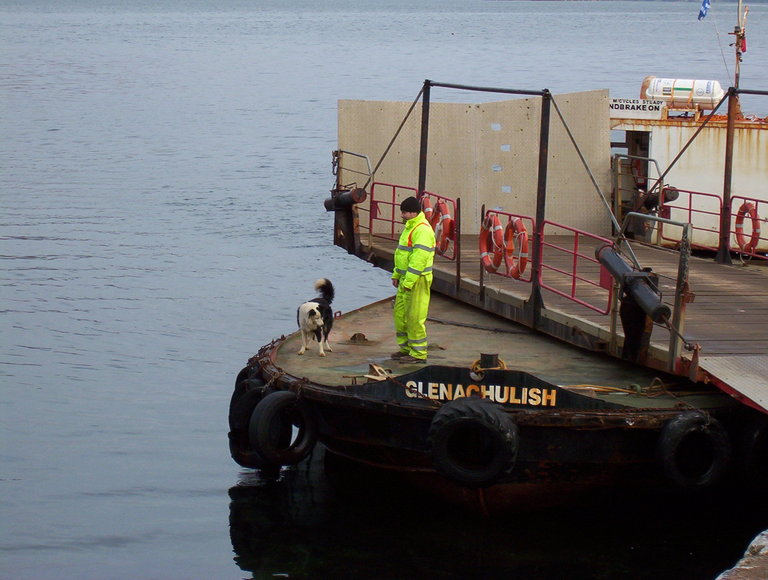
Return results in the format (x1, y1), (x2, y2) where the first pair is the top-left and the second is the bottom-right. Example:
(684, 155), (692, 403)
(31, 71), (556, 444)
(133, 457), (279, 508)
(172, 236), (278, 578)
(421, 196), (437, 227)
(434, 201), (453, 255)
(503, 218), (529, 279)
(735, 202), (761, 253)
(479, 214), (504, 273)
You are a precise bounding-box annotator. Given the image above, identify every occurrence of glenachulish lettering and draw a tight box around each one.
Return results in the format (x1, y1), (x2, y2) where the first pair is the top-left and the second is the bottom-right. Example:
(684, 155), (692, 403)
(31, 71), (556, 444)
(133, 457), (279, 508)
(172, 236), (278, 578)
(404, 381), (557, 407)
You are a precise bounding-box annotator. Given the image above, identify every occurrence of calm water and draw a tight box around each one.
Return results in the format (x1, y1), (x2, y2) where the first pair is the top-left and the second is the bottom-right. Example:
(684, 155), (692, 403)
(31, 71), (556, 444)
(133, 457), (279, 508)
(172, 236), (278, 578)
(2, 1), (767, 578)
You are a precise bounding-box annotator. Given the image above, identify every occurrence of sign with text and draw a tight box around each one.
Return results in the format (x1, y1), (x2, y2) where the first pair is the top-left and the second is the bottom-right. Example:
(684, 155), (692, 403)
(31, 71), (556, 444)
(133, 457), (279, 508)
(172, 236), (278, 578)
(610, 98), (665, 120)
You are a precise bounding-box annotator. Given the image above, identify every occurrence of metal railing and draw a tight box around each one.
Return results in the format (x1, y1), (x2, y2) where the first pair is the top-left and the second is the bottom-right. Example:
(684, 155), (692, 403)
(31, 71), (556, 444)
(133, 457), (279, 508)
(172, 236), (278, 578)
(367, 182), (418, 241)
(655, 189), (767, 259)
(658, 188), (723, 251)
(539, 221), (614, 315)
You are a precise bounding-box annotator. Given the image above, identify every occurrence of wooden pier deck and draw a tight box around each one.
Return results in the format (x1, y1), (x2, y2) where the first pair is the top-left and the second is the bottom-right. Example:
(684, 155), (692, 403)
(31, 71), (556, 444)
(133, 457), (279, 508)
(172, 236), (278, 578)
(358, 233), (768, 414)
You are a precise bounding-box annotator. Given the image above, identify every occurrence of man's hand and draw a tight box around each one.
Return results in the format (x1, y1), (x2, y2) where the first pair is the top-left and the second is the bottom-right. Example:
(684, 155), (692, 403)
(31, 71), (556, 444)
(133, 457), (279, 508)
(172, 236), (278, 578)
(392, 279), (399, 288)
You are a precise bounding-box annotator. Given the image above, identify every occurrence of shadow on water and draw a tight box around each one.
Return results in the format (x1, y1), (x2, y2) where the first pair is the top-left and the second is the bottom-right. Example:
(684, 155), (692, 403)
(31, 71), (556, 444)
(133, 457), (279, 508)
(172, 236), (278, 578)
(229, 445), (767, 580)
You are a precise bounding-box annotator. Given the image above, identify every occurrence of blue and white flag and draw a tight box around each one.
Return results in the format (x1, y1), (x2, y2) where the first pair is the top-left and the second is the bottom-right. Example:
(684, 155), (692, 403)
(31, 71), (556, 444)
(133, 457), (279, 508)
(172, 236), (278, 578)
(698, 0), (710, 20)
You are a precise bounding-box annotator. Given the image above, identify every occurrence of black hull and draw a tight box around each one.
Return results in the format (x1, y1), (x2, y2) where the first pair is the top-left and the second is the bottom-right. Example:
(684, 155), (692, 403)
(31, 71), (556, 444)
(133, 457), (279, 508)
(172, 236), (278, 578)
(229, 339), (768, 506)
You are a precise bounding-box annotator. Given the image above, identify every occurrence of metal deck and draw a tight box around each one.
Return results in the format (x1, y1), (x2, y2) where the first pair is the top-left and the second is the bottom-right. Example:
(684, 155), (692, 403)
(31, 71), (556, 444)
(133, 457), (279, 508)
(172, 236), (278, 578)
(274, 293), (736, 411)
(354, 233), (768, 413)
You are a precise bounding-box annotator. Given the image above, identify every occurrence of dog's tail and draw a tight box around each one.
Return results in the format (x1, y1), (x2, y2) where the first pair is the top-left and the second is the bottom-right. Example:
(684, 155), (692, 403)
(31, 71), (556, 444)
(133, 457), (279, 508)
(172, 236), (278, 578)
(314, 278), (334, 304)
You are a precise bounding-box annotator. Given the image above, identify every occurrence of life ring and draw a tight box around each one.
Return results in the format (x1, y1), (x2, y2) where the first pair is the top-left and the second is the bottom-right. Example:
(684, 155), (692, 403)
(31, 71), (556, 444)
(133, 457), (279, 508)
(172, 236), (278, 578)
(249, 390), (318, 465)
(427, 397), (519, 487)
(503, 218), (529, 279)
(421, 196), (437, 228)
(479, 214), (504, 273)
(434, 200), (454, 255)
(735, 202), (761, 253)
(657, 412), (731, 489)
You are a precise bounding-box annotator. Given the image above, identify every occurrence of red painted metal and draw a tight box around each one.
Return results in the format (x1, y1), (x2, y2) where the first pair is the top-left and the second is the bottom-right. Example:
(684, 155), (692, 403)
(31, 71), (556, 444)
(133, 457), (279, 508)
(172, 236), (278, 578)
(539, 221), (614, 315)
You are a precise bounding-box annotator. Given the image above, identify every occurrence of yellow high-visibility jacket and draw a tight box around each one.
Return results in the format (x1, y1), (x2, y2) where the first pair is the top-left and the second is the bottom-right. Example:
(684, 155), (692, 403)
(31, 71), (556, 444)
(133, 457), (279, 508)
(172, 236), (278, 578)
(392, 212), (436, 289)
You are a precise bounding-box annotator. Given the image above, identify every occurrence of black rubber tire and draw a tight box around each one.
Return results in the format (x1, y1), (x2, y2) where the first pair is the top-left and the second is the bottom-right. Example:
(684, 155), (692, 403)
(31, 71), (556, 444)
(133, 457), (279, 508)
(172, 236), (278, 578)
(249, 390), (318, 466)
(228, 364), (272, 470)
(229, 362), (264, 419)
(427, 397), (519, 488)
(658, 412), (731, 488)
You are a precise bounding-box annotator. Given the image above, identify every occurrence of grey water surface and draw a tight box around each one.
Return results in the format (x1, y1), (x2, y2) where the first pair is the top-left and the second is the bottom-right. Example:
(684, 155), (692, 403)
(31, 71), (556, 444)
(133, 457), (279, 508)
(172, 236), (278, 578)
(2, 1), (767, 578)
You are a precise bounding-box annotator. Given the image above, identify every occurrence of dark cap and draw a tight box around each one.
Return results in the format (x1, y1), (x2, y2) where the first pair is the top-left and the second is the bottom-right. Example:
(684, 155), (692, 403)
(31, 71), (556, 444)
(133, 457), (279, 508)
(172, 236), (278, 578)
(400, 196), (420, 213)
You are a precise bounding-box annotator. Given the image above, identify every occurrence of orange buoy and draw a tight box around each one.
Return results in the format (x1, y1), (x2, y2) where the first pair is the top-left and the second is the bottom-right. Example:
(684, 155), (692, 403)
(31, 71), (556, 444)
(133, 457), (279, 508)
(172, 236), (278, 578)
(421, 196), (436, 227)
(735, 202), (761, 253)
(503, 217), (529, 279)
(434, 201), (454, 255)
(479, 214), (504, 273)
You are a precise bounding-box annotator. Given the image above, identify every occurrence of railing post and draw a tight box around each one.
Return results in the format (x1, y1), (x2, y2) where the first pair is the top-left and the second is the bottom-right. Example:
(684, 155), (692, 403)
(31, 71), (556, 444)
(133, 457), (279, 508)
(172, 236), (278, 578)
(716, 87), (737, 264)
(417, 80), (431, 198)
(669, 223), (692, 370)
(526, 89), (551, 330)
(455, 197), (461, 292)
(479, 203), (486, 302)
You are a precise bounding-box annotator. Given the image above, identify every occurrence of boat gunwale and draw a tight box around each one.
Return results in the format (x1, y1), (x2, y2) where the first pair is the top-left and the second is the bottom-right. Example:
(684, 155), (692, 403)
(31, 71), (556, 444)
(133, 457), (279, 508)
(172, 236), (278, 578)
(249, 339), (738, 431)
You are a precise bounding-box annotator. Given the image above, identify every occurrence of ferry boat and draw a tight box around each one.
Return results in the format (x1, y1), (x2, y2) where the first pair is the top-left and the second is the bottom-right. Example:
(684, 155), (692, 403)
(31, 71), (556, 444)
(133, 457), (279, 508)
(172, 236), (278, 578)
(228, 10), (767, 507)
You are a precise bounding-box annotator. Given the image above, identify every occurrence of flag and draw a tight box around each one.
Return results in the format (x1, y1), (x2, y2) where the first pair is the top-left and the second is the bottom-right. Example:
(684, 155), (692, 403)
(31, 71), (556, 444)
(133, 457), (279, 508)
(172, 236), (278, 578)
(698, 0), (710, 20)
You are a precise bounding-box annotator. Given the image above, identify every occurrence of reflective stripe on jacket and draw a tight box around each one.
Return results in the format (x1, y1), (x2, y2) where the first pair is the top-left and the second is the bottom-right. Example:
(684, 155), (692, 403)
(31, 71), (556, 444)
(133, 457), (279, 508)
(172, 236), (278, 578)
(392, 211), (436, 290)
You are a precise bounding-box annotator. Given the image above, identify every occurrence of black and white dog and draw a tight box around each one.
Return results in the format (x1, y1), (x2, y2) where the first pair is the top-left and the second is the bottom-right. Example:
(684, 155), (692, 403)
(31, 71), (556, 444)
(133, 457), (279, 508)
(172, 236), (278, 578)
(296, 278), (335, 357)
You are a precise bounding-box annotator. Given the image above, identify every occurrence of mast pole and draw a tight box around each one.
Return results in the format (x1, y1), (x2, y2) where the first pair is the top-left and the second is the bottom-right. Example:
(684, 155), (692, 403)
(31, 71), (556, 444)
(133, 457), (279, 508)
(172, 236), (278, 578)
(716, 1), (745, 264)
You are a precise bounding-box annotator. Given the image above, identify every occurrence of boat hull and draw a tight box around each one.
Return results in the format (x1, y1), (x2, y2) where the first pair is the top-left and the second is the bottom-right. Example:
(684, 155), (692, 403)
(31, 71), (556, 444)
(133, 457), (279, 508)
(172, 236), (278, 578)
(229, 323), (766, 504)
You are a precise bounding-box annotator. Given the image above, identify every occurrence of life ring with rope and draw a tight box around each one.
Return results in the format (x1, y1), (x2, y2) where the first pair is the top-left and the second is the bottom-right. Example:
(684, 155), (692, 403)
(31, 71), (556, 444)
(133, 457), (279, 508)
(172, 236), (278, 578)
(427, 397), (519, 487)
(503, 217), (529, 279)
(479, 214), (504, 273)
(734, 201), (761, 253)
(434, 200), (454, 255)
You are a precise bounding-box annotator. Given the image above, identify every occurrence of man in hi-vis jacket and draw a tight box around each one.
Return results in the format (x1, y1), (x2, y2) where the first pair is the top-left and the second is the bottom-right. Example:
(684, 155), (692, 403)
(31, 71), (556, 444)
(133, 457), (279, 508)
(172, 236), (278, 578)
(391, 196), (436, 363)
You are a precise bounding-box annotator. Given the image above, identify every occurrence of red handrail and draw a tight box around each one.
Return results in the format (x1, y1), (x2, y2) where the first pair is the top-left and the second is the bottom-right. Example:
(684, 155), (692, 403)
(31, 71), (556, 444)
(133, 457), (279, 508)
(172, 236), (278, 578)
(658, 188), (722, 251)
(367, 183), (458, 261)
(539, 221), (614, 315)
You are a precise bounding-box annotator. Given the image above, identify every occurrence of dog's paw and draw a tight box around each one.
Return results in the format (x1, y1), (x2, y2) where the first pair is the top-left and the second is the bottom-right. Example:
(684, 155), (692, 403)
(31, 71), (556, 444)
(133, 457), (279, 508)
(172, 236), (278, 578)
(297, 348), (305, 355)
(318, 351), (326, 357)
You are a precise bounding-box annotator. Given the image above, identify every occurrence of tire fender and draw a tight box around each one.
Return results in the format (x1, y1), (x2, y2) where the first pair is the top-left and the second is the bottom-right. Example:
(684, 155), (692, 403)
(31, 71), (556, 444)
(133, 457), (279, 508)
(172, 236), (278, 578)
(249, 390), (318, 465)
(228, 364), (272, 469)
(658, 411), (731, 488)
(427, 397), (519, 487)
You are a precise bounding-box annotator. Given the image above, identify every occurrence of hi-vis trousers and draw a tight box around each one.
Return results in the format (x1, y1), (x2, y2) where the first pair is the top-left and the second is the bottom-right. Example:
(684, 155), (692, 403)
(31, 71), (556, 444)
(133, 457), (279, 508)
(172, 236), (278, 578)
(393, 274), (432, 360)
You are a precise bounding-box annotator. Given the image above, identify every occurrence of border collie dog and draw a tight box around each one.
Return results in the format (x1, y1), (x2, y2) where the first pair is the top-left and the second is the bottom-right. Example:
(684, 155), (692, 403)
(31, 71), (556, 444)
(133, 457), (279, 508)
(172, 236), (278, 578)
(297, 278), (335, 356)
